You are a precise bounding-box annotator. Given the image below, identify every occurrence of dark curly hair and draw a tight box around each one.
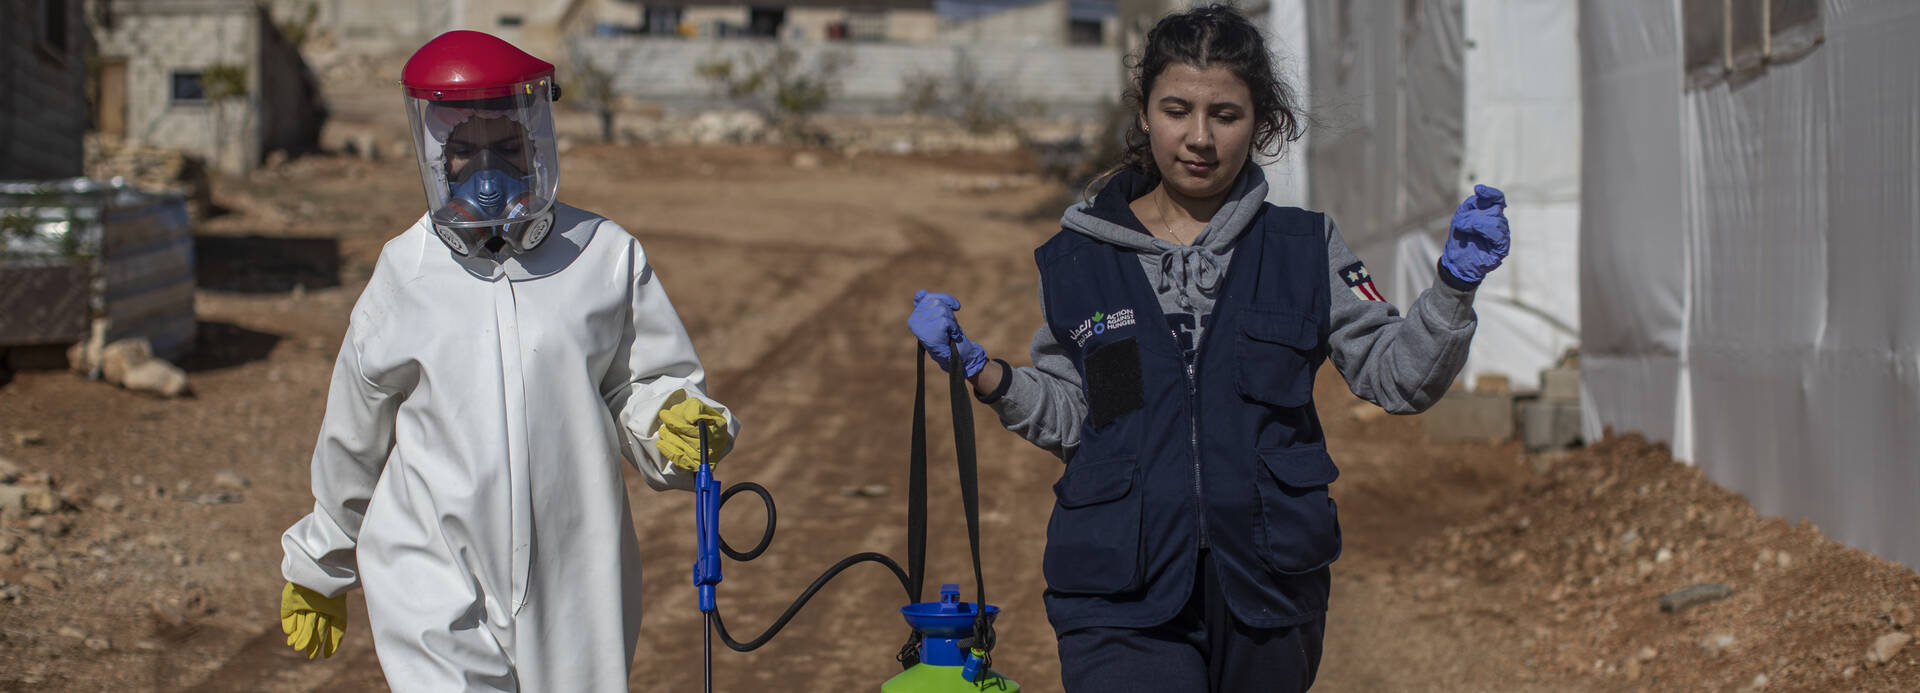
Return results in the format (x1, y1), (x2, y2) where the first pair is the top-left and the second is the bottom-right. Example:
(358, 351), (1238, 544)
(1100, 4), (1304, 191)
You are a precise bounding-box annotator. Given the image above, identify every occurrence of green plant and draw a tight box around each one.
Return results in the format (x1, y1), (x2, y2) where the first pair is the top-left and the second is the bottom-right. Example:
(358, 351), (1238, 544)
(276, 2), (321, 48)
(897, 48), (1038, 135)
(570, 51), (619, 142)
(695, 45), (850, 137)
(0, 194), (94, 262)
(900, 71), (943, 117)
(202, 62), (248, 171)
(203, 63), (247, 103)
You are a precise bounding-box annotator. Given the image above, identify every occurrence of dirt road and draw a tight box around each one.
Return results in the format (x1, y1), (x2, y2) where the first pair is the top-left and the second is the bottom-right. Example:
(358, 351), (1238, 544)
(2, 145), (1915, 692)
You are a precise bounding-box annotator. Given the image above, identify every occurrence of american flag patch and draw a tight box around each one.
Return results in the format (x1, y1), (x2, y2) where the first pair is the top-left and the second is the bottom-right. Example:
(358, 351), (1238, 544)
(1339, 261), (1385, 302)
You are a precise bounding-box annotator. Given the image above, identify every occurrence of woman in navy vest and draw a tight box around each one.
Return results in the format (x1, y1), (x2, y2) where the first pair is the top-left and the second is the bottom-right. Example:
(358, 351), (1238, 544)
(908, 5), (1511, 691)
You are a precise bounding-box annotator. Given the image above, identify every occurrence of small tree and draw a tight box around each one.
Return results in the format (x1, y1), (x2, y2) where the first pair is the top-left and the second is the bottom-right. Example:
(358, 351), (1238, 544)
(275, 2), (321, 48)
(897, 47), (1039, 135)
(695, 45), (850, 140)
(202, 63), (248, 172)
(572, 55), (619, 143)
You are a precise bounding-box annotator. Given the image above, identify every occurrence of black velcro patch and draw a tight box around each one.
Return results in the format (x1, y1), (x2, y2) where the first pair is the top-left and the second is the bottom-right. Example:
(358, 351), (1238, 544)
(1086, 337), (1144, 428)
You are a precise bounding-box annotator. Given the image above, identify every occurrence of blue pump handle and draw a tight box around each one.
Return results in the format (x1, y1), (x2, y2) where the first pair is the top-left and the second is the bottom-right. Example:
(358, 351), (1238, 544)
(694, 422), (722, 612)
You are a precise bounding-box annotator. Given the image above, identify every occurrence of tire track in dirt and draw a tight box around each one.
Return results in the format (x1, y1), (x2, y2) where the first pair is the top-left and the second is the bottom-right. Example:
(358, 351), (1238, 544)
(624, 218), (954, 681)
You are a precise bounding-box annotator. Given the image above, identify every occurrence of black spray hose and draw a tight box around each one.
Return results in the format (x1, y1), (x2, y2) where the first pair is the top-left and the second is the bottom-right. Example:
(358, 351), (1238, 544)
(693, 339), (991, 688)
(696, 473), (917, 653)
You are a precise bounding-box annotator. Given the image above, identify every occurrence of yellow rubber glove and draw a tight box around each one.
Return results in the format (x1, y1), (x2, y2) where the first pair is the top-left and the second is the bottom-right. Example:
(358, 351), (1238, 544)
(281, 581), (347, 659)
(656, 394), (732, 470)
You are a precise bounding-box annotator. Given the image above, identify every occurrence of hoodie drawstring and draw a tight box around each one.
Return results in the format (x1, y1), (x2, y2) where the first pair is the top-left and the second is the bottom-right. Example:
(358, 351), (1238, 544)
(1156, 243), (1224, 312)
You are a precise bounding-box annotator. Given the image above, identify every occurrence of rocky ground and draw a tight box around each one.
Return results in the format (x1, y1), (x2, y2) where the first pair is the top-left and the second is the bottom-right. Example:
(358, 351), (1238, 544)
(1, 143), (1915, 692)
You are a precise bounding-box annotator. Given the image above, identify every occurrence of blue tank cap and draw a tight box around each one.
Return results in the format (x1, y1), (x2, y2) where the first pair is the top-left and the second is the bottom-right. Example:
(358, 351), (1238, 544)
(900, 585), (999, 639)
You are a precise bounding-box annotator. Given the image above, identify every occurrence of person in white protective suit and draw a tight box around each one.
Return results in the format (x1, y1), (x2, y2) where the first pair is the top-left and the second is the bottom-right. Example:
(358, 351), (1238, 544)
(275, 30), (741, 691)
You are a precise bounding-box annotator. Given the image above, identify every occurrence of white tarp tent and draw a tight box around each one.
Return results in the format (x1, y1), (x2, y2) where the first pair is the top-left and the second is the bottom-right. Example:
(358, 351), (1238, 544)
(1260, 0), (1309, 208)
(1273, 0), (1920, 570)
(1270, 0), (1581, 393)
(1581, 0), (1920, 569)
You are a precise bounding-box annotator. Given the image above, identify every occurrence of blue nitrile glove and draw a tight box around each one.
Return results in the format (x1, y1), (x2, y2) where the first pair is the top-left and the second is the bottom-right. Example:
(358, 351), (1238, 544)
(908, 290), (989, 378)
(1439, 184), (1511, 286)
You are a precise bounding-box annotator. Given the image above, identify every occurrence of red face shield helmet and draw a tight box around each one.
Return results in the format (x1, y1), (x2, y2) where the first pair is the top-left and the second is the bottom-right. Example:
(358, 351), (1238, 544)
(401, 31), (563, 257)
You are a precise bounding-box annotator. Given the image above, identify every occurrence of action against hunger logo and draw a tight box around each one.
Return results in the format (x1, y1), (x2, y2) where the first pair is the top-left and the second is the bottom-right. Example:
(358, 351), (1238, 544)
(1068, 307), (1137, 346)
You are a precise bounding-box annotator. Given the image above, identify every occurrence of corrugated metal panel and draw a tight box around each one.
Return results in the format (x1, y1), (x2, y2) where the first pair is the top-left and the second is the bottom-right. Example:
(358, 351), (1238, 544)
(0, 178), (195, 359)
(0, 265), (89, 345)
(101, 196), (196, 360)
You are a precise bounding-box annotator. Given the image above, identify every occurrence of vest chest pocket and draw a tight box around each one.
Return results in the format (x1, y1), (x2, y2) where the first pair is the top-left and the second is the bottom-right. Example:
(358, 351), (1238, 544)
(1043, 455), (1144, 594)
(1255, 445), (1343, 575)
(1234, 308), (1320, 408)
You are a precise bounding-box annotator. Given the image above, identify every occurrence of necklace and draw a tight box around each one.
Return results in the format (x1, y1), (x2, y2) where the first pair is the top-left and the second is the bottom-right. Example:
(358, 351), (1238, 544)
(1154, 190), (1192, 246)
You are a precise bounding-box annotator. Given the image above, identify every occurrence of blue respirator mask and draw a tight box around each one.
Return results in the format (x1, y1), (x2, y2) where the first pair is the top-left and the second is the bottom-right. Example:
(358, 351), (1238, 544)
(431, 148), (553, 257)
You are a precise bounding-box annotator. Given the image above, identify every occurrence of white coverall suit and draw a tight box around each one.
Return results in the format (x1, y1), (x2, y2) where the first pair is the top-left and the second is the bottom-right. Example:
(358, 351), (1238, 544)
(280, 202), (738, 690)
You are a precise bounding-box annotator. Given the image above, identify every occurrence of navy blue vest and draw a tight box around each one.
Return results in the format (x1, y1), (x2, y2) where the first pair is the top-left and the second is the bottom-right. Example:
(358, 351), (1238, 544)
(1036, 203), (1341, 634)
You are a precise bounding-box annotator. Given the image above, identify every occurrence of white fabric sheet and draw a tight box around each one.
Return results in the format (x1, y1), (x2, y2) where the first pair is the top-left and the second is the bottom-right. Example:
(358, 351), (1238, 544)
(1581, 0), (1920, 568)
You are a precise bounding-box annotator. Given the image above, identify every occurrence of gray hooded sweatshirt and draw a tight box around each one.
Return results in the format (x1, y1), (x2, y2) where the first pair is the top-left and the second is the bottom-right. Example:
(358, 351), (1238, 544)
(984, 166), (1480, 459)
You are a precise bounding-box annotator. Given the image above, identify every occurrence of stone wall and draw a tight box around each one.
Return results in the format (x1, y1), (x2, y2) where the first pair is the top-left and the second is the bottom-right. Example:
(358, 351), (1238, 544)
(92, 2), (261, 174)
(574, 36), (1121, 116)
(92, 2), (323, 175)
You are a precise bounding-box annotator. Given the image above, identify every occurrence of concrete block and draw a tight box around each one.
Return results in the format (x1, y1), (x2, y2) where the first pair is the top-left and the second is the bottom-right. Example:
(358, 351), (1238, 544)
(1520, 399), (1583, 451)
(1540, 367), (1581, 402)
(1422, 392), (1515, 443)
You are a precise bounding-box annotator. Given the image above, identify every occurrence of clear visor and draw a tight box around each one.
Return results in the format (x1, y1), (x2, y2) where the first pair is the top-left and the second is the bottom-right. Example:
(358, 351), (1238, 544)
(405, 79), (560, 229)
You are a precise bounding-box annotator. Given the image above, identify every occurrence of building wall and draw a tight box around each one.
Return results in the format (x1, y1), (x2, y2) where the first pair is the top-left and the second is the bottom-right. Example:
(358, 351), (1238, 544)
(1, 0), (90, 179)
(682, 5), (751, 34)
(563, 0), (645, 33)
(457, 0), (576, 57)
(93, 3), (263, 174)
(785, 7), (846, 41)
(887, 8), (937, 42)
(269, 0), (449, 54)
(941, 0), (1066, 46)
(577, 35), (1119, 115)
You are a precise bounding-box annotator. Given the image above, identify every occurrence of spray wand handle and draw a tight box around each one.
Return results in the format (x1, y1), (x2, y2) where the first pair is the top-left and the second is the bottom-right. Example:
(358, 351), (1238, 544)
(694, 421), (722, 612)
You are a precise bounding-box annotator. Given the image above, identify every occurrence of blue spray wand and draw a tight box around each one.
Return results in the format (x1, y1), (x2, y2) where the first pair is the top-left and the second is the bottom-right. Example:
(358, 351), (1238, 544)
(695, 422), (721, 693)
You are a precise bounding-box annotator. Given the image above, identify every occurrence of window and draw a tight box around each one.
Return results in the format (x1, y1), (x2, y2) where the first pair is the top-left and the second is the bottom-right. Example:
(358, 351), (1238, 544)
(498, 14), (524, 27)
(1727, 0), (1766, 76)
(1684, 0), (1823, 90)
(1768, 0), (1822, 62)
(1681, 0), (1725, 88)
(747, 7), (785, 38)
(846, 9), (886, 42)
(642, 5), (684, 36)
(171, 71), (207, 103)
(1069, 19), (1103, 46)
(37, 0), (69, 55)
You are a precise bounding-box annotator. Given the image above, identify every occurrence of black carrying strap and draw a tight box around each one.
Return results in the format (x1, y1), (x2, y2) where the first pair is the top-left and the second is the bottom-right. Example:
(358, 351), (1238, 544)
(946, 339), (995, 659)
(897, 341), (998, 674)
(898, 343), (931, 668)
(909, 344), (930, 604)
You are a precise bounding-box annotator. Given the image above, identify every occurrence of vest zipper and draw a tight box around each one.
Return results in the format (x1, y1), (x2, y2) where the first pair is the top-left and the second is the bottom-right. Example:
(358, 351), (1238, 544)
(1182, 336), (1208, 549)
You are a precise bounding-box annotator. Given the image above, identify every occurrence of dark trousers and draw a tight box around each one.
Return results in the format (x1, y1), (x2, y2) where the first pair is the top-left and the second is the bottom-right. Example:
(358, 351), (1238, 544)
(1056, 551), (1326, 692)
